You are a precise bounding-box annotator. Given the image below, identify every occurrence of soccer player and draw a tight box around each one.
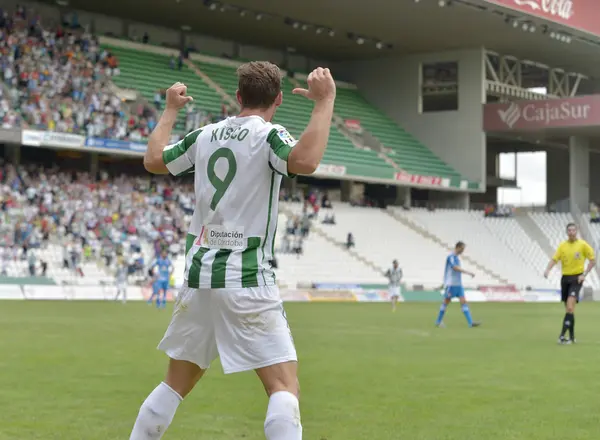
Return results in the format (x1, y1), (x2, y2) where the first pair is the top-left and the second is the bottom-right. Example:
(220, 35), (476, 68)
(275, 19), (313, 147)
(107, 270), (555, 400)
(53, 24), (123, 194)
(128, 63), (336, 440)
(385, 259), (403, 312)
(435, 241), (480, 328)
(544, 223), (595, 344)
(114, 258), (128, 303)
(153, 250), (173, 308)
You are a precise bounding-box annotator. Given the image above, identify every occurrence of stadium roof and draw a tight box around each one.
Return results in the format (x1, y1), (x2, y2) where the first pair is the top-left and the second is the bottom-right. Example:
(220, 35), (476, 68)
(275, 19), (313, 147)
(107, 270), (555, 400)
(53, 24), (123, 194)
(54, 0), (600, 77)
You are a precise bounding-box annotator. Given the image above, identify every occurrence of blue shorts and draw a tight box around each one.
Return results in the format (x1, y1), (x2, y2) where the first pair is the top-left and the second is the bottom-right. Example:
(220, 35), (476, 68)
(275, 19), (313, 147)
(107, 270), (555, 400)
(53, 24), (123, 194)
(444, 286), (465, 299)
(153, 280), (169, 293)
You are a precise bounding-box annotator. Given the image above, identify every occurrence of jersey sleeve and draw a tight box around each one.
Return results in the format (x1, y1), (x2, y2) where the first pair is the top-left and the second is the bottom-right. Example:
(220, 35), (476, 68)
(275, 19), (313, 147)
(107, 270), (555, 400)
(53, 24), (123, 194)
(449, 255), (459, 268)
(584, 242), (595, 260)
(552, 244), (562, 262)
(266, 125), (297, 178)
(162, 128), (202, 176)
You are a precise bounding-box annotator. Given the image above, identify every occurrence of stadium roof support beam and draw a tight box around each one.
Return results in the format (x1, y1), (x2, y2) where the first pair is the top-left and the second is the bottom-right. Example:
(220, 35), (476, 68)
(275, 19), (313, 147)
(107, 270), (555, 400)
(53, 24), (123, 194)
(484, 50), (586, 101)
(499, 56), (521, 88)
(485, 51), (551, 101)
(548, 69), (584, 97)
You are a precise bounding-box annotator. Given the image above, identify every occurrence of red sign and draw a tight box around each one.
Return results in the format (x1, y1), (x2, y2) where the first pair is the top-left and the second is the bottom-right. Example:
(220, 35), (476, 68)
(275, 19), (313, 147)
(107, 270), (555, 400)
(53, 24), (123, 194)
(483, 95), (600, 131)
(479, 285), (524, 302)
(484, 0), (600, 37)
(395, 172), (443, 186)
(344, 119), (362, 132)
(316, 164), (346, 177)
(479, 285), (518, 293)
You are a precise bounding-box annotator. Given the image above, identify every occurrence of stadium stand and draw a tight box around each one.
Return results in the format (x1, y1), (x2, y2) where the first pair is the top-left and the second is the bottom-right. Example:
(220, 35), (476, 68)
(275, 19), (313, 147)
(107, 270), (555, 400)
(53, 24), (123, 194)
(1, 8), (593, 296)
(335, 87), (463, 180)
(584, 213), (600, 249)
(393, 207), (553, 288)
(273, 212), (384, 287)
(99, 40), (395, 179)
(481, 214), (558, 287)
(304, 203), (497, 287)
(0, 163), (192, 286)
(100, 43), (224, 134)
(0, 17), (155, 140)
(275, 203), (385, 286)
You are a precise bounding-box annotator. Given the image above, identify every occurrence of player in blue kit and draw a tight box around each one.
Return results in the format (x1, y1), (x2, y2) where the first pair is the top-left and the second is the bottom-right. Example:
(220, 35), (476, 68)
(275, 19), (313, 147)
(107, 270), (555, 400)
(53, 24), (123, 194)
(148, 250), (173, 308)
(435, 241), (481, 328)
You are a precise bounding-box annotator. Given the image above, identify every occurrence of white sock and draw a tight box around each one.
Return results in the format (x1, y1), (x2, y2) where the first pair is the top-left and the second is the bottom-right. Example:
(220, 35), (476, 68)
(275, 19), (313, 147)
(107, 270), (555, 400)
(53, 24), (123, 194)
(129, 382), (183, 440)
(264, 391), (302, 440)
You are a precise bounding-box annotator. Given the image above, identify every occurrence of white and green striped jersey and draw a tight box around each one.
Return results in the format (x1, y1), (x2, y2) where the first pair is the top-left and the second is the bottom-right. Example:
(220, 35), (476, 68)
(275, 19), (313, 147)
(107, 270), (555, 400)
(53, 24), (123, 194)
(385, 267), (403, 287)
(162, 115), (296, 289)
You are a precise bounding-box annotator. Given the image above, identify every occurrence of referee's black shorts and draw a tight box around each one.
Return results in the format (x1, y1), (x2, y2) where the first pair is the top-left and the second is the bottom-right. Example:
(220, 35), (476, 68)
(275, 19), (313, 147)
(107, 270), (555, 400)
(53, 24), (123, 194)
(561, 274), (583, 303)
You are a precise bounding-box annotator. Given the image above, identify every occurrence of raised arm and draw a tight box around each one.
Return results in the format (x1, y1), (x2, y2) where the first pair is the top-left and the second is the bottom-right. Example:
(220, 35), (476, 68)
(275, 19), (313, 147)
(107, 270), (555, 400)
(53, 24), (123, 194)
(144, 83), (193, 174)
(287, 68), (336, 175)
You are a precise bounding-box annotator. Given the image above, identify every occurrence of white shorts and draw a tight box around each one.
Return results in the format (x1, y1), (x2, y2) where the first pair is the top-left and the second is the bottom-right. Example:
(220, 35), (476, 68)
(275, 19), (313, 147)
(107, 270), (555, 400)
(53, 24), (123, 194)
(389, 286), (401, 298)
(158, 285), (297, 374)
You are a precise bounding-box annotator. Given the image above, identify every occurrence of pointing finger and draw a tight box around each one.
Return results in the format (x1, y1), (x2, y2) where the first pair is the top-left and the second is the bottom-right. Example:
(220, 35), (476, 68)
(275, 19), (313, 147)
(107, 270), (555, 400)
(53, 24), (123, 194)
(292, 88), (309, 97)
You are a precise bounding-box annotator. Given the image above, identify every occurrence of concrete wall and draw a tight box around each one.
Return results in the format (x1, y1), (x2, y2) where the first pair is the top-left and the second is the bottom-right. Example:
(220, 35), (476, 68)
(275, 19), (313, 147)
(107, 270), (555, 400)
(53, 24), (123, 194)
(590, 151), (600, 204)
(128, 22), (180, 47)
(569, 136), (590, 210)
(337, 48), (486, 183)
(239, 45), (284, 64)
(185, 34), (236, 58)
(546, 147), (570, 207)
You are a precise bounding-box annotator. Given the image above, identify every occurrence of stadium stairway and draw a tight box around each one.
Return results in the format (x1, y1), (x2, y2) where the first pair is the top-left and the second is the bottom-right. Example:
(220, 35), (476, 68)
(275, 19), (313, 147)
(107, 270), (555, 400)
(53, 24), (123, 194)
(392, 207), (555, 289)
(277, 204), (384, 288)
(275, 210), (386, 288)
(387, 208), (507, 285)
(513, 212), (556, 259)
(99, 37), (226, 133)
(311, 203), (498, 287)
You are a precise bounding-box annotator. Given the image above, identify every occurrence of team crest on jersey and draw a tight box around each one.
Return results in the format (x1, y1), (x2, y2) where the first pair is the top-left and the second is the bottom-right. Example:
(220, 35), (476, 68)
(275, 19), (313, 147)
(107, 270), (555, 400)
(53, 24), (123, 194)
(277, 129), (296, 146)
(575, 252), (581, 259)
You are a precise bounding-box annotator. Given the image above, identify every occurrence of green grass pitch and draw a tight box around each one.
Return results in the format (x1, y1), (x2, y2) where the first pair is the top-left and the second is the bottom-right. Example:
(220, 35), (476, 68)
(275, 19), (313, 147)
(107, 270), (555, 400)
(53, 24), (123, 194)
(1, 301), (600, 439)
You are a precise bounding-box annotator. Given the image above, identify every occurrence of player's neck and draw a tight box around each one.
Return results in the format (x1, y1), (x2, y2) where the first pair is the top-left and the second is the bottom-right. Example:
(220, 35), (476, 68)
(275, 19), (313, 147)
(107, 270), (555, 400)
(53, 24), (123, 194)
(238, 107), (274, 122)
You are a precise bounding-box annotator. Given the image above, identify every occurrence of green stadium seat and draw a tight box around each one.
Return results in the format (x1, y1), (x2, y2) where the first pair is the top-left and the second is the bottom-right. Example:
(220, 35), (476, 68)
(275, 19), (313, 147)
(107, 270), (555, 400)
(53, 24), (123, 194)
(334, 87), (462, 179)
(191, 62), (395, 180)
(101, 44), (225, 133)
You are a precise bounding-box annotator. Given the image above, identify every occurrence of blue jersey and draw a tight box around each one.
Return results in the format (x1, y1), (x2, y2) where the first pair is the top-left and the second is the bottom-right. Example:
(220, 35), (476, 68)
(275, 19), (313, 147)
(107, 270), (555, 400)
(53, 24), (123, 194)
(444, 253), (462, 287)
(154, 257), (172, 282)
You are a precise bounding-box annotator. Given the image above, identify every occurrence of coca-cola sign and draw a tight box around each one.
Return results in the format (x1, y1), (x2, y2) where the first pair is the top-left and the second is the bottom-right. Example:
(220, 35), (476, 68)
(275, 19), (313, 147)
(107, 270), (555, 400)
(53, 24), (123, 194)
(484, 0), (600, 37)
(483, 95), (600, 131)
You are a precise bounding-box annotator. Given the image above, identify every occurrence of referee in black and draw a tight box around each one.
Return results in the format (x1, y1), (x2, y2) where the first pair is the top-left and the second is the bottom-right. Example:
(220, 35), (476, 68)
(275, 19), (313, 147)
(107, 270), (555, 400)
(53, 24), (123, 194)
(544, 223), (595, 344)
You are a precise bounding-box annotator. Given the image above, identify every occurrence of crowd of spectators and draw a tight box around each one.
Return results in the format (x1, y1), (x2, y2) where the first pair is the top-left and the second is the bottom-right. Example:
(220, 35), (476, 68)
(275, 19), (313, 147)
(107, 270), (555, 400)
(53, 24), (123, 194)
(0, 6), (157, 141)
(278, 187), (338, 257)
(0, 161), (194, 281)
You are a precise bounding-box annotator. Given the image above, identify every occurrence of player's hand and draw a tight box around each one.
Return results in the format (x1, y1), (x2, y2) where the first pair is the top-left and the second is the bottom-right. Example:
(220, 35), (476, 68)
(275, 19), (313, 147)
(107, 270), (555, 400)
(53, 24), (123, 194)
(292, 68), (336, 102)
(470, 272), (476, 278)
(166, 82), (193, 110)
(578, 274), (585, 284)
(543, 270), (549, 279)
